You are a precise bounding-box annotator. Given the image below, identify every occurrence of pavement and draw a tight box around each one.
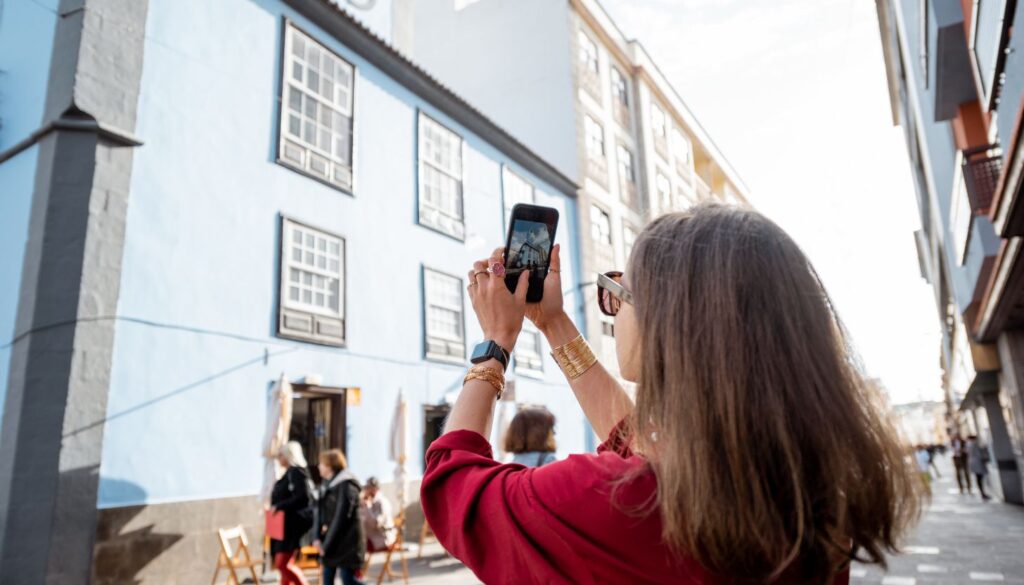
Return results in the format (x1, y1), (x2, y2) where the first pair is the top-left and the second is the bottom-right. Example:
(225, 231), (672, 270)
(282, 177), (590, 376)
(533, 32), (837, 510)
(851, 456), (1024, 584)
(344, 457), (1024, 585)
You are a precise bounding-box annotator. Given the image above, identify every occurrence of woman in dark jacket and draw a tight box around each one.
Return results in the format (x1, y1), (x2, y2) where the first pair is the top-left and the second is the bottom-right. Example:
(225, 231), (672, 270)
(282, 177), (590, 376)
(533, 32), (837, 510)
(315, 449), (366, 585)
(270, 441), (313, 585)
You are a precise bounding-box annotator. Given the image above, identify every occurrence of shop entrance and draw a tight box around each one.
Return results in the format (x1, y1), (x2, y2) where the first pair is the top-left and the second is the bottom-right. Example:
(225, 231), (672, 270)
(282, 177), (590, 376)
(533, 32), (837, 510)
(290, 385), (347, 484)
(422, 404), (451, 465)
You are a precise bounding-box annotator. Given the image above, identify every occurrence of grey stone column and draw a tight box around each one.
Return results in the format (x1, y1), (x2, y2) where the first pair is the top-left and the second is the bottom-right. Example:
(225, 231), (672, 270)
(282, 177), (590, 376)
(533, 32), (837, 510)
(0, 0), (148, 583)
(981, 389), (1024, 505)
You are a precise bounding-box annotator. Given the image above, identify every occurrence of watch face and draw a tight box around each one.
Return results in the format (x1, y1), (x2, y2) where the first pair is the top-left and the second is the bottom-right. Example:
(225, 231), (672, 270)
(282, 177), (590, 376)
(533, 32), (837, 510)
(471, 342), (492, 362)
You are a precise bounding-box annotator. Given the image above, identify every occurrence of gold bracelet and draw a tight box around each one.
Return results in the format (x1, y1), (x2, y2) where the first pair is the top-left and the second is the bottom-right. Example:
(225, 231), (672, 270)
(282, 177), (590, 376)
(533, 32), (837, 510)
(551, 335), (597, 379)
(464, 365), (505, 400)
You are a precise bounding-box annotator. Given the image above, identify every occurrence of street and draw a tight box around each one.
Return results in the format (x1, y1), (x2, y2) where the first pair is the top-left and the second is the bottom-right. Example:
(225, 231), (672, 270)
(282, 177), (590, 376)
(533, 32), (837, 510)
(365, 457), (1024, 585)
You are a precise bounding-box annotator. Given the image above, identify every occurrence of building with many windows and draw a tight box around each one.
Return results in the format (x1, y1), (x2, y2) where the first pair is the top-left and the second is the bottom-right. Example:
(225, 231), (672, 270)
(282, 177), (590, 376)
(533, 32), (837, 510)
(400, 0), (751, 380)
(876, 0), (1024, 504)
(0, 0), (587, 582)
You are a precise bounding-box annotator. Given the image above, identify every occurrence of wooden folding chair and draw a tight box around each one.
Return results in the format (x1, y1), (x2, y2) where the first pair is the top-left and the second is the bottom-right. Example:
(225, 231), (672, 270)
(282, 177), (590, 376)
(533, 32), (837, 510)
(362, 513), (409, 585)
(211, 525), (261, 585)
(294, 545), (322, 582)
(417, 518), (435, 559)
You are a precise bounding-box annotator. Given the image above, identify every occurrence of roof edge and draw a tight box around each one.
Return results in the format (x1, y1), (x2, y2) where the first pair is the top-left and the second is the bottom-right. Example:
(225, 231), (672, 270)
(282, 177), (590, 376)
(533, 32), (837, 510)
(286, 0), (579, 197)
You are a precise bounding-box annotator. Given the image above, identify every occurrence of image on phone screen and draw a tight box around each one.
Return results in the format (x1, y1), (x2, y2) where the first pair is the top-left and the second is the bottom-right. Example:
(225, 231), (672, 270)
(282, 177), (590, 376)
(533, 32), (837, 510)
(506, 219), (552, 275)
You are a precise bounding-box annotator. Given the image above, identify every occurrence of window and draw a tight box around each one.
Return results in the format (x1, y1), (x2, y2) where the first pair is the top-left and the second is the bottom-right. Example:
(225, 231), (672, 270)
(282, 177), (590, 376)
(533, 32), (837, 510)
(617, 144), (635, 185)
(418, 113), (465, 240)
(279, 24), (355, 190)
(671, 127), (691, 169)
(650, 104), (667, 139)
(601, 319), (615, 338)
(514, 323), (544, 374)
(278, 218), (345, 346)
(656, 172), (671, 210)
(423, 268), (465, 363)
(502, 166), (535, 224)
(585, 115), (605, 161)
(623, 223), (637, 261)
(590, 205), (612, 245)
(578, 30), (599, 75)
(611, 66), (628, 107)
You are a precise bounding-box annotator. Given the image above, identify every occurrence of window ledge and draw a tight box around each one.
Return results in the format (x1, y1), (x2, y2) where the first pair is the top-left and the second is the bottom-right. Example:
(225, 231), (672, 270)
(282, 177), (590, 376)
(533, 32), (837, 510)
(276, 158), (355, 197)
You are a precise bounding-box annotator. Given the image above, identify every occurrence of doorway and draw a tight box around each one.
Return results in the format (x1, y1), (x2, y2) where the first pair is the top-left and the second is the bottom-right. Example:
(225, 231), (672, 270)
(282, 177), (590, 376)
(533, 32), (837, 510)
(290, 387), (347, 484)
(422, 404), (451, 465)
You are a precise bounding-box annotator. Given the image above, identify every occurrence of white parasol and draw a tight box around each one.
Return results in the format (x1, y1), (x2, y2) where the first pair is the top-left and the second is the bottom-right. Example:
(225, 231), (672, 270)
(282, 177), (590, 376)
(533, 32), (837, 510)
(261, 374), (293, 508)
(388, 389), (409, 513)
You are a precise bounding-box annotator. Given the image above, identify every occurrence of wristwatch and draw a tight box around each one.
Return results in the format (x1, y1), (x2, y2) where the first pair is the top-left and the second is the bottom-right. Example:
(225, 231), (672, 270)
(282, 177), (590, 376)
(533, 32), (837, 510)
(470, 340), (511, 371)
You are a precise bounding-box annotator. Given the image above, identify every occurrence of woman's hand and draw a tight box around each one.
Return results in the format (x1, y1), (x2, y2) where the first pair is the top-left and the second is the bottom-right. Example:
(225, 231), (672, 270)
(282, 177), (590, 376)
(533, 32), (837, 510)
(466, 248), (530, 352)
(525, 244), (568, 333)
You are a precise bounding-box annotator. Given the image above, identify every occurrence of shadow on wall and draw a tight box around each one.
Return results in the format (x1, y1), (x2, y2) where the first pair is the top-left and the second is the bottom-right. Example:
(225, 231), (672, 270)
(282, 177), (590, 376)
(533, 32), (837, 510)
(89, 475), (183, 585)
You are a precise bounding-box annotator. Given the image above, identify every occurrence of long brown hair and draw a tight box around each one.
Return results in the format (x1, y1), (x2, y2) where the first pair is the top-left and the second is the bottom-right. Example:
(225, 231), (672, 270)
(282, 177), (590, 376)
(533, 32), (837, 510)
(503, 408), (557, 454)
(626, 204), (921, 582)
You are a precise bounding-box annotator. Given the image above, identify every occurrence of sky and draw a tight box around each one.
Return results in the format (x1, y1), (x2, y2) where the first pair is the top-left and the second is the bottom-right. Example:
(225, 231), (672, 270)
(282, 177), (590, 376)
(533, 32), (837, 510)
(600, 0), (943, 404)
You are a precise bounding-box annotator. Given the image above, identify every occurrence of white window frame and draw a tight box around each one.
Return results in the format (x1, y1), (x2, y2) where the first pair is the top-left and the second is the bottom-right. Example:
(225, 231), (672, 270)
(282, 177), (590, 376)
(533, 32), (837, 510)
(585, 115), (605, 161)
(278, 217), (346, 346)
(278, 23), (355, 191)
(423, 267), (466, 363)
(591, 205), (612, 246)
(650, 103), (668, 139)
(578, 30), (599, 75)
(671, 127), (691, 165)
(514, 322), (544, 375)
(611, 66), (628, 107)
(617, 144), (635, 184)
(418, 112), (466, 240)
(502, 166), (535, 225)
(656, 172), (671, 210)
(623, 222), (637, 262)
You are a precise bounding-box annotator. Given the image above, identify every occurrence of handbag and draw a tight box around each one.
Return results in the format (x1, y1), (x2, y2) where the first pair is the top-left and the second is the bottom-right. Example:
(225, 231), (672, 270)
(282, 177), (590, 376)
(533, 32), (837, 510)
(265, 509), (285, 541)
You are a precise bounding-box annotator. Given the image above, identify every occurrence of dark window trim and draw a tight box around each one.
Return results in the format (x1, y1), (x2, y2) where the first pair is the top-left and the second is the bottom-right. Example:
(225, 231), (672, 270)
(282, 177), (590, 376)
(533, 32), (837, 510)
(277, 213), (349, 348)
(421, 264), (467, 365)
(275, 18), (359, 196)
(415, 108), (467, 242)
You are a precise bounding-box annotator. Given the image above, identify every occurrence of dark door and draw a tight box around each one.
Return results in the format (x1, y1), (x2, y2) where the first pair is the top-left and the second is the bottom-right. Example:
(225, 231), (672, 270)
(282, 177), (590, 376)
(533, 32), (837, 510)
(291, 389), (347, 484)
(423, 404), (451, 465)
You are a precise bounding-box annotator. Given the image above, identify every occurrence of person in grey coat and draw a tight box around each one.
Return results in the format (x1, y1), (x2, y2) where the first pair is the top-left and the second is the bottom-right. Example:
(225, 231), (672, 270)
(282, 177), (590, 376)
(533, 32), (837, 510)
(967, 435), (991, 500)
(315, 449), (366, 585)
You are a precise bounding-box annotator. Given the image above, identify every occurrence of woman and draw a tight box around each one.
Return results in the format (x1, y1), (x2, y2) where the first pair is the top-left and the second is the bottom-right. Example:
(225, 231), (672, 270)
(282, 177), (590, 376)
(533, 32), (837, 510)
(361, 477), (396, 552)
(967, 435), (991, 500)
(315, 449), (366, 585)
(503, 407), (558, 468)
(270, 441), (313, 585)
(422, 205), (921, 584)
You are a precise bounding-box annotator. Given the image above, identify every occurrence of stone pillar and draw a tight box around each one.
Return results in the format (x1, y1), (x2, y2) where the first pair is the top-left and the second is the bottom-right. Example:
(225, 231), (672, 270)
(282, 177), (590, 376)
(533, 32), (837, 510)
(0, 0), (148, 583)
(997, 329), (1024, 500)
(981, 389), (1024, 504)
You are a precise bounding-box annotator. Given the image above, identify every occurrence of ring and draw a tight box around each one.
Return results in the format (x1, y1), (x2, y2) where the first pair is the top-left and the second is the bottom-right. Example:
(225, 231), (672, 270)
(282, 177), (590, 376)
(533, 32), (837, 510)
(467, 282), (477, 288)
(549, 269), (560, 274)
(473, 271), (488, 278)
(488, 262), (506, 277)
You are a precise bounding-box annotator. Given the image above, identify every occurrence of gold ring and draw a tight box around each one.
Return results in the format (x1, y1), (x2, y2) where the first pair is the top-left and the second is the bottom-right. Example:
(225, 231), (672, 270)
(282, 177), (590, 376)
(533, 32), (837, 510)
(467, 282), (477, 288)
(549, 269), (560, 273)
(473, 271), (488, 278)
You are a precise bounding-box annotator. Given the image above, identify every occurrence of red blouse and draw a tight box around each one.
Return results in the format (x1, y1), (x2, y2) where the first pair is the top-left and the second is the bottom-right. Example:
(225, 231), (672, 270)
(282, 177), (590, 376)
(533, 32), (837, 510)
(421, 420), (851, 585)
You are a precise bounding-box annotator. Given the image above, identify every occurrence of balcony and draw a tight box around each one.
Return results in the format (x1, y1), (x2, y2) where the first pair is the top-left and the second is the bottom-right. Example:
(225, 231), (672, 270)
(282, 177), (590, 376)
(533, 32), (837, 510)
(962, 145), (1003, 213)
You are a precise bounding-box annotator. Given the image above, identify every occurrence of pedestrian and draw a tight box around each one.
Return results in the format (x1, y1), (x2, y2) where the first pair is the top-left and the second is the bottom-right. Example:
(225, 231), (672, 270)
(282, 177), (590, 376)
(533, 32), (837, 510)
(915, 444), (932, 491)
(314, 449), (366, 585)
(422, 204), (922, 584)
(503, 407), (558, 468)
(967, 435), (992, 500)
(951, 434), (972, 494)
(361, 477), (397, 552)
(926, 444), (941, 477)
(270, 441), (314, 585)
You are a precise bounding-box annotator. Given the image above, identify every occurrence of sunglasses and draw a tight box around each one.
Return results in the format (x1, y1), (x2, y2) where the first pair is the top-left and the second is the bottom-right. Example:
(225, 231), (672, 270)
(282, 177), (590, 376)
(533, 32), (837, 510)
(596, 271), (634, 316)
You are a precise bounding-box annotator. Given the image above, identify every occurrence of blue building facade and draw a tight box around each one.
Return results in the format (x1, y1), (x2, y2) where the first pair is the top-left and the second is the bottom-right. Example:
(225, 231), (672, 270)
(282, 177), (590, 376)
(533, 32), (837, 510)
(0, 0), (586, 582)
(877, 0), (1024, 506)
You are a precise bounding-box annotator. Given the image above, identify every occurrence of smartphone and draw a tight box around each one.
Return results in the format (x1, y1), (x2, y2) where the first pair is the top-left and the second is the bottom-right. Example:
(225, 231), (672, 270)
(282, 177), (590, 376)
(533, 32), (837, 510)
(503, 203), (559, 302)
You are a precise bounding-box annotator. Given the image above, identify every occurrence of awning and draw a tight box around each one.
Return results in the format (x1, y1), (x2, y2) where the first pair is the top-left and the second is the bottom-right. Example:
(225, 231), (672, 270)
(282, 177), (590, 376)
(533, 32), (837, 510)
(959, 370), (1000, 410)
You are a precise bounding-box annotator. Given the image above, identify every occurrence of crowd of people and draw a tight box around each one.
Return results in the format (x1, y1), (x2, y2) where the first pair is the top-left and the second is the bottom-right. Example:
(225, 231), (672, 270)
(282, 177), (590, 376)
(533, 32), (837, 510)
(913, 435), (993, 500)
(265, 406), (559, 584)
(268, 442), (397, 585)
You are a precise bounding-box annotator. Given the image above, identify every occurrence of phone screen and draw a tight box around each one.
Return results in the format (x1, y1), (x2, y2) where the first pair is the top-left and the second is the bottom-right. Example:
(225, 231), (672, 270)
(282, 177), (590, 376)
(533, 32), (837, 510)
(503, 204), (558, 302)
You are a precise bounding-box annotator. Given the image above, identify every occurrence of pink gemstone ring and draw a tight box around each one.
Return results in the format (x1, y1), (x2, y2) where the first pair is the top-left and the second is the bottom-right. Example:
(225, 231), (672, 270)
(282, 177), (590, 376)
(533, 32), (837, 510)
(488, 262), (506, 277)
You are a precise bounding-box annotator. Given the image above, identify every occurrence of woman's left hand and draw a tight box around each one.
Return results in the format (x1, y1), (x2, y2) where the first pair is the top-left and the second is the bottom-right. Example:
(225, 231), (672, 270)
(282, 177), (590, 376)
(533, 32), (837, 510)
(466, 247), (530, 352)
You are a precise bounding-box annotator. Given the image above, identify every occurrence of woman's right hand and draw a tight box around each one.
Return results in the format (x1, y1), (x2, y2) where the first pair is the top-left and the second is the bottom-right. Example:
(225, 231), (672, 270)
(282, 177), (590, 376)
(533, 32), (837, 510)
(526, 244), (568, 333)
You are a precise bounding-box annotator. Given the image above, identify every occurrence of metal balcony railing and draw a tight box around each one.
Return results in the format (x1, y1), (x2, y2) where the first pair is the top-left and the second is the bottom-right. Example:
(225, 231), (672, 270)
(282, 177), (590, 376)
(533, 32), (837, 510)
(962, 144), (1003, 213)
